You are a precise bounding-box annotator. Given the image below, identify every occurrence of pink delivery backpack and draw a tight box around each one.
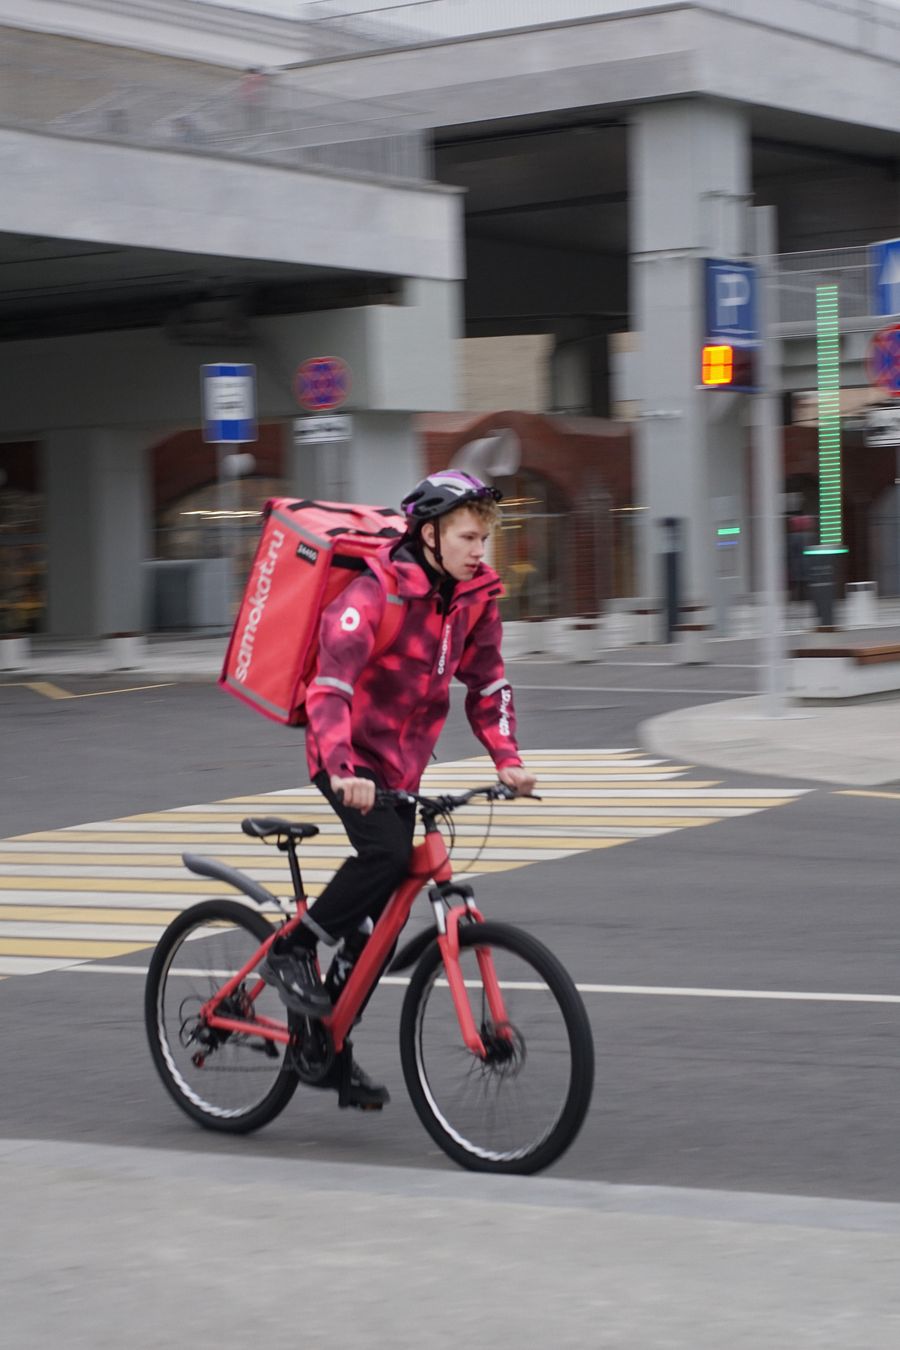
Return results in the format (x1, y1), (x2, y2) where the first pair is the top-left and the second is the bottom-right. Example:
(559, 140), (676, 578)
(219, 498), (407, 726)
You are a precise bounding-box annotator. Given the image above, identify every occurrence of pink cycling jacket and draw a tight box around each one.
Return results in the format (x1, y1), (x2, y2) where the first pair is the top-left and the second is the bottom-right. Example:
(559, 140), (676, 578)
(305, 544), (522, 792)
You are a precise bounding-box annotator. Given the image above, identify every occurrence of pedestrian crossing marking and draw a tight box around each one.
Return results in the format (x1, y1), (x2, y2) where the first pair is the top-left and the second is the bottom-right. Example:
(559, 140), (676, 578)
(0, 749), (808, 979)
(0, 937), (154, 959)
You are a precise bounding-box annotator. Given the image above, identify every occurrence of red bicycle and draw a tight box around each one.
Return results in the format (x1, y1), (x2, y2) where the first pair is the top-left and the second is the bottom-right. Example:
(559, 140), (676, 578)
(144, 783), (594, 1174)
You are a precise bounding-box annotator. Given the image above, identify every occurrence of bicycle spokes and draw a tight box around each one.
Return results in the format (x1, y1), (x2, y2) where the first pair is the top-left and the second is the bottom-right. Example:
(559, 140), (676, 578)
(148, 905), (296, 1124)
(406, 927), (582, 1165)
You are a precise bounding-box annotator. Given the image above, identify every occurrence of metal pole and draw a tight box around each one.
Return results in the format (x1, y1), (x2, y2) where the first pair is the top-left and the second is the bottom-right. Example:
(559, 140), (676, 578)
(216, 444), (232, 613)
(751, 205), (787, 717)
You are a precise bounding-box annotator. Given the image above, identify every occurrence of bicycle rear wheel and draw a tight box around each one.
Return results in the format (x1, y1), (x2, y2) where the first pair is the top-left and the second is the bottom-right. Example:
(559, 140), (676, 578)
(145, 899), (299, 1133)
(399, 921), (594, 1174)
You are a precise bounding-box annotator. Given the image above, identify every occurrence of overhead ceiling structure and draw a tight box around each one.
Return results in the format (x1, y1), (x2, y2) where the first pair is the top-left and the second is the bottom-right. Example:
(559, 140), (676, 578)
(0, 232), (400, 343)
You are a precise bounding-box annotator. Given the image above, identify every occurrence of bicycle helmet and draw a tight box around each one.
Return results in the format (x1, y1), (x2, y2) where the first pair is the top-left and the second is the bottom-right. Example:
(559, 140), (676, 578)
(401, 470), (502, 523)
(400, 470), (502, 570)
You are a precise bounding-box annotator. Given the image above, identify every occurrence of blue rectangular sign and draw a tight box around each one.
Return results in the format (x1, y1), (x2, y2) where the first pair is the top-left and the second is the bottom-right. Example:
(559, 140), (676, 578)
(704, 259), (758, 343)
(201, 363), (257, 443)
(871, 239), (900, 318)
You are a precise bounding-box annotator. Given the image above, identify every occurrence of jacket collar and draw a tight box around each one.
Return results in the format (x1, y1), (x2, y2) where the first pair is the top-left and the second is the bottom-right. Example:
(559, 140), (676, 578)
(372, 543), (504, 602)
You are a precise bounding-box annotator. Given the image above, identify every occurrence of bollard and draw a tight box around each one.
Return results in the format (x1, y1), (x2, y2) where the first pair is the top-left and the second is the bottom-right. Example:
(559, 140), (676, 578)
(844, 581), (877, 629)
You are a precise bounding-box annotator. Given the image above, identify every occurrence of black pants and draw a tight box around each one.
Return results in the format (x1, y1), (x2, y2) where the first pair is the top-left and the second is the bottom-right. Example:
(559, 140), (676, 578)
(303, 769), (416, 945)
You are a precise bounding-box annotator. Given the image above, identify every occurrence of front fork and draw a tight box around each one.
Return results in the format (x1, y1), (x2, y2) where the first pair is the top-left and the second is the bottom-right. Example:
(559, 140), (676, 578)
(431, 887), (511, 1058)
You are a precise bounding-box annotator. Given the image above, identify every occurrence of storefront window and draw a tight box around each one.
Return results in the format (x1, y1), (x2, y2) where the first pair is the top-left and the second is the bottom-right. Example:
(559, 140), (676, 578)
(155, 476), (288, 585)
(0, 446), (45, 635)
(492, 468), (572, 619)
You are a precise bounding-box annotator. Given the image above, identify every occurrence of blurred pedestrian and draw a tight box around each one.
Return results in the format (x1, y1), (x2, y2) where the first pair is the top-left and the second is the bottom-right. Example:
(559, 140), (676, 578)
(239, 67), (268, 134)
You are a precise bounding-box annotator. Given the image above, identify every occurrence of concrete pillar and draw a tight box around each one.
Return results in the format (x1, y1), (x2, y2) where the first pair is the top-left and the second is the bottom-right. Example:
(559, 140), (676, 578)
(629, 99), (751, 610)
(42, 428), (152, 636)
(285, 412), (420, 511)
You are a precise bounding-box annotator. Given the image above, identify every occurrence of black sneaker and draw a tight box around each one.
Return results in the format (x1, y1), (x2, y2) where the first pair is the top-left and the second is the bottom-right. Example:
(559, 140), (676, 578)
(310, 1054), (390, 1111)
(258, 944), (332, 1017)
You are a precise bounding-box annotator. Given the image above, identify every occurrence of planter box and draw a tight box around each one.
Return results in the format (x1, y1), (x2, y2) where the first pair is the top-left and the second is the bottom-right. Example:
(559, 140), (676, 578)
(105, 634), (145, 670)
(565, 618), (599, 663)
(673, 625), (709, 666)
(0, 636), (29, 671)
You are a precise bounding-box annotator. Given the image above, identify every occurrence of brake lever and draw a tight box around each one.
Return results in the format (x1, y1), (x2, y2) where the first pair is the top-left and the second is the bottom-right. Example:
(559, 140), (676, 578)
(489, 784), (542, 802)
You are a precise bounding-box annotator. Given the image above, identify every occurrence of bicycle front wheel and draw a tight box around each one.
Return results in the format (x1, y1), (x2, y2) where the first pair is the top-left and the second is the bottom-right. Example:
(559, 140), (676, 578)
(145, 899), (299, 1134)
(399, 921), (594, 1174)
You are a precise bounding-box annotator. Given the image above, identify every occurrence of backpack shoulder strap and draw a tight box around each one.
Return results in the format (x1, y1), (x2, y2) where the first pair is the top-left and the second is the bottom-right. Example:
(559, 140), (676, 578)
(371, 574), (406, 658)
(464, 598), (489, 638)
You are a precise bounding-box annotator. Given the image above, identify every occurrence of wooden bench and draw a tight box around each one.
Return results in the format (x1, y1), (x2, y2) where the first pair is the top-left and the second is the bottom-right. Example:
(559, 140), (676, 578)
(789, 643), (900, 700)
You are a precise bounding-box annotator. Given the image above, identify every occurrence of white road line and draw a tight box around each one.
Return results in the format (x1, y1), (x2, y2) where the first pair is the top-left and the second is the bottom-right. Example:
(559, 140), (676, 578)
(512, 683), (756, 696)
(59, 965), (900, 1005)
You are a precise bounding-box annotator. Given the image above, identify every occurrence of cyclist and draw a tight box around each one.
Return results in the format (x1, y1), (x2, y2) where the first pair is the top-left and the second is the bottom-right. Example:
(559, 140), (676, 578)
(260, 469), (536, 1107)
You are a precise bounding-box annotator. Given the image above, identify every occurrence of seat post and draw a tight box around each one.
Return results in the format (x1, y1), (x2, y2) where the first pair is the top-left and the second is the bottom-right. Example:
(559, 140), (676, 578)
(284, 839), (305, 900)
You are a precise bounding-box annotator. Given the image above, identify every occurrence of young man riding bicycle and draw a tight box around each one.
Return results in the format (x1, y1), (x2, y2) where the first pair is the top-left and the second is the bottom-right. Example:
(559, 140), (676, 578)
(260, 470), (536, 1107)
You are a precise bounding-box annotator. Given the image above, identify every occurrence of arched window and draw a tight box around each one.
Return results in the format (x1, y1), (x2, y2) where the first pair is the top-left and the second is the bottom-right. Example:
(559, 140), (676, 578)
(155, 475), (289, 583)
(491, 467), (573, 619)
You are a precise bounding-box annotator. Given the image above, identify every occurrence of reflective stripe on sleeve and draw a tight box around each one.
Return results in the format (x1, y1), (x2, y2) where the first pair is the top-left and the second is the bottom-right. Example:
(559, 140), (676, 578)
(314, 675), (355, 697)
(480, 678), (510, 698)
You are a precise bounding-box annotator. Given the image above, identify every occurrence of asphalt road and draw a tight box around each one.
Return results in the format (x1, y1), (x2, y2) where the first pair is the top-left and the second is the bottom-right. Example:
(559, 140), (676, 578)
(3, 658), (900, 1201)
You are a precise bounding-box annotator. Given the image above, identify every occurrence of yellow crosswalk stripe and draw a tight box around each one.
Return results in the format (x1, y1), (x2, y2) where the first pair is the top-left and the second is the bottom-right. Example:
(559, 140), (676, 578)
(0, 748), (807, 979)
(0, 938), (152, 958)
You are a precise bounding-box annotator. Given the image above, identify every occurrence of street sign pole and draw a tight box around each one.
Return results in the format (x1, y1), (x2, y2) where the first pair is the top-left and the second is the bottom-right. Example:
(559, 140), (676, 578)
(751, 206), (787, 718)
(201, 363), (257, 614)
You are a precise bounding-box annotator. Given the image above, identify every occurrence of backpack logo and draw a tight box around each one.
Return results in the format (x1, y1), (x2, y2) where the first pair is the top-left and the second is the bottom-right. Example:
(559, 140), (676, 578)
(340, 607), (361, 633)
(296, 541), (319, 565)
(234, 529), (286, 683)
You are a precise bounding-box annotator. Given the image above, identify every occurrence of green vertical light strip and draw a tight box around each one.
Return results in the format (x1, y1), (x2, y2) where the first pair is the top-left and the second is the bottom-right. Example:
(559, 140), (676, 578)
(815, 283), (843, 547)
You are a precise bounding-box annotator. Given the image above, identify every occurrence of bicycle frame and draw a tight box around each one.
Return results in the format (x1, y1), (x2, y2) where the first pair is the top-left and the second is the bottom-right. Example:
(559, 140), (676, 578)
(199, 816), (511, 1058)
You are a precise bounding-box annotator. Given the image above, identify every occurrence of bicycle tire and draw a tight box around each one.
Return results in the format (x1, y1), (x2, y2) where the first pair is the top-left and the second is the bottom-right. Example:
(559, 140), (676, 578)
(145, 898), (299, 1134)
(399, 921), (594, 1174)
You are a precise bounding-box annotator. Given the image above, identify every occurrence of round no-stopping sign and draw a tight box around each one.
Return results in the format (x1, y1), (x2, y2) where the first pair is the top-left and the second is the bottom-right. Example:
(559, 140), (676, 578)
(867, 324), (900, 398)
(294, 356), (351, 411)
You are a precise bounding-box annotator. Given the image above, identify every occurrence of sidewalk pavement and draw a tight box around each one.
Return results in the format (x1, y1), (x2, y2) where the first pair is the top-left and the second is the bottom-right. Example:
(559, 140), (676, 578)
(4, 1137), (900, 1349)
(7, 628), (900, 787)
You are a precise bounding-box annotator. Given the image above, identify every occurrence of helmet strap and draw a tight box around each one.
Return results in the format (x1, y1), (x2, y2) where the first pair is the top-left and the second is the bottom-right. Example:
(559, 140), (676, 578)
(421, 518), (445, 572)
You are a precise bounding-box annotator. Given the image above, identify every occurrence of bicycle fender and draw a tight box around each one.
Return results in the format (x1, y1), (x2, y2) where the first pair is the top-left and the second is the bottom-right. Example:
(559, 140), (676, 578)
(388, 927), (438, 973)
(181, 852), (281, 910)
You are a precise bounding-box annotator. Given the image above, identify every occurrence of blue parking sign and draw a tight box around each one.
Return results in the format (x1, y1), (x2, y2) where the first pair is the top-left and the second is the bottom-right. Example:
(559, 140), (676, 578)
(704, 259), (758, 343)
(201, 363), (257, 443)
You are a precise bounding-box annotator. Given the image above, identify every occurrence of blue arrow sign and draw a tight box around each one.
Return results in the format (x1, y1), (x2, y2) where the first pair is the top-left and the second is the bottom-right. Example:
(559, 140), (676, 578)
(871, 239), (900, 318)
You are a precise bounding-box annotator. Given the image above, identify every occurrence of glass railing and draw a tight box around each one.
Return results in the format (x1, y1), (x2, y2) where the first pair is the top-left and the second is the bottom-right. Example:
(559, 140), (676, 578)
(0, 29), (431, 183)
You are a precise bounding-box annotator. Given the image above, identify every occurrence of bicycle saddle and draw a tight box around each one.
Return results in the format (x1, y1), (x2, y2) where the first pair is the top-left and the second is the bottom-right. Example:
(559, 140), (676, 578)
(240, 816), (320, 840)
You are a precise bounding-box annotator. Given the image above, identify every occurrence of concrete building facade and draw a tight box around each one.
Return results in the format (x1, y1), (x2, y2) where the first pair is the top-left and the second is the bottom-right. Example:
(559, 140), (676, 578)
(2, 1), (900, 633)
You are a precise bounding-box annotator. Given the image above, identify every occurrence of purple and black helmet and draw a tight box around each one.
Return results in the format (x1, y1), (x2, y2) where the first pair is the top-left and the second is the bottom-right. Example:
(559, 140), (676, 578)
(400, 470), (502, 525)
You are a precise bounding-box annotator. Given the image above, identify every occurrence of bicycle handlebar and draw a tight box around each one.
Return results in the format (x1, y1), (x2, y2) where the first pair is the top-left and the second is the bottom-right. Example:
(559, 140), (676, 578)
(375, 782), (541, 812)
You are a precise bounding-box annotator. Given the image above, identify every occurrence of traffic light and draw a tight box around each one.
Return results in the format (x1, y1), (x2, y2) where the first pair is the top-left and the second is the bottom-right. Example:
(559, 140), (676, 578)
(700, 342), (758, 391)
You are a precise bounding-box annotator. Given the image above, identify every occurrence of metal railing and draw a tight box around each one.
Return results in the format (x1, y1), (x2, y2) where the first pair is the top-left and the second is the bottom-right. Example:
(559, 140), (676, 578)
(0, 29), (431, 184)
(769, 246), (882, 333)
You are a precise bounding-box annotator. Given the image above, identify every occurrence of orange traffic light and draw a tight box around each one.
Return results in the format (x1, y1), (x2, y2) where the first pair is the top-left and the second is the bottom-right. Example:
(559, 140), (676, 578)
(702, 344), (734, 385)
(701, 343), (758, 391)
